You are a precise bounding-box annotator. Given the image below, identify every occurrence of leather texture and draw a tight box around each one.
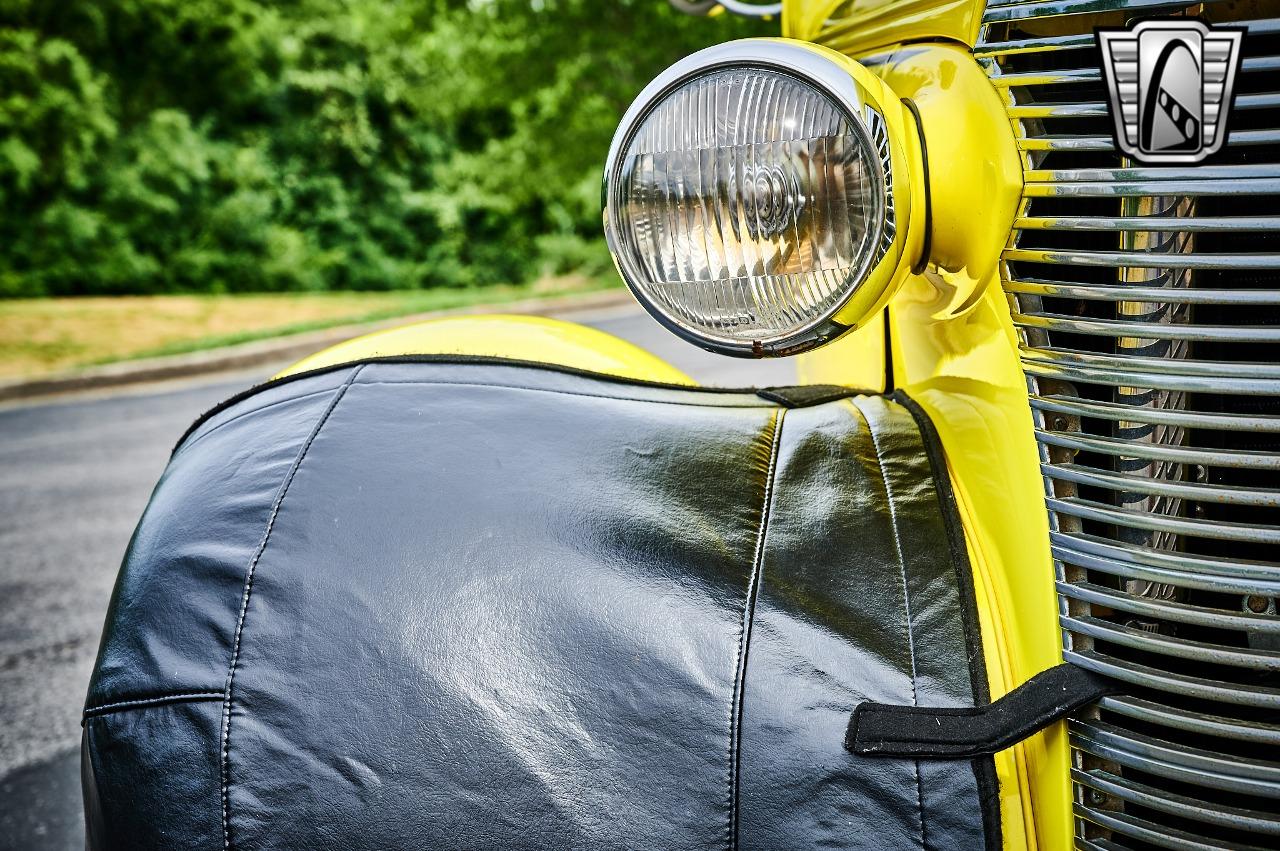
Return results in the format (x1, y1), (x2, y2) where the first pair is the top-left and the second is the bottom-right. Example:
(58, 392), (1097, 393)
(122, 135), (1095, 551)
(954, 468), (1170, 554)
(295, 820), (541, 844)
(83, 358), (997, 850)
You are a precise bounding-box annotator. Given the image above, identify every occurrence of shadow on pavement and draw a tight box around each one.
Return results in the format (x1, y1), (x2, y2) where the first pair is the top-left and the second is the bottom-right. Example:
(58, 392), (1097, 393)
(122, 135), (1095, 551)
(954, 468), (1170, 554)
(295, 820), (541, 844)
(1, 746), (82, 851)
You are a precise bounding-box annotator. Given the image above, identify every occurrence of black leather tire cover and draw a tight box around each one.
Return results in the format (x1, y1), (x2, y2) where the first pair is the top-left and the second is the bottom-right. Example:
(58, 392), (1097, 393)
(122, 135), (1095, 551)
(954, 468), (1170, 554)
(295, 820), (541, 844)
(82, 358), (998, 850)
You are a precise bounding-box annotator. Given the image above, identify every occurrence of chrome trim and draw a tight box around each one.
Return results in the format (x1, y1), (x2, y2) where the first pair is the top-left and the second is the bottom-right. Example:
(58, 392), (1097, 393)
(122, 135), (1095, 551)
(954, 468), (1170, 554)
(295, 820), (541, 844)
(601, 40), (888, 358)
(1021, 178), (1280, 196)
(1074, 768), (1280, 837)
(1020, 129), (1280, 149)
(1008, 102), (1109, 117)
(1237, 91), (1280, 107)
(1073, 804), (1271, 850)
(1067, 649), (1280, 709)
(1043, 463), (1280, 508)
(1014, 216), (1280, 233)
(1053, 528), (1280, 580)
(975, 32), (1096, 56)
(1023, 358), (1280, 395)
(1036, 430), (1280, 469)
(976, 18), (1280, 55)
(1056, 590), (1279, 640)
(1047, 497), (1280, 544)
(1009, 276), (1280, 298)
(990, 67), (1103, 87)
(983, 0), (1232, 23)
(866, 108), (897, 266)
(1052, 531), (1280, 595)
(989, 53), (1277, 87)
(1027, 164), (1280, 181)
(1023, 348), (1280, 380)
(1010, 92), (1280, 118)
(1015, 313), (1280, 341)
(1031, 395), (1280, 432)
(1018, 135), (1112, 151)
(1004, 247), (1280, 266)
(715, 0), (782, 17)
(1063, 615), (1280, 669)
(981, 2), (1280, 844)
(1097, 695), (1280, 745)
(1069, 718), (1280, 795)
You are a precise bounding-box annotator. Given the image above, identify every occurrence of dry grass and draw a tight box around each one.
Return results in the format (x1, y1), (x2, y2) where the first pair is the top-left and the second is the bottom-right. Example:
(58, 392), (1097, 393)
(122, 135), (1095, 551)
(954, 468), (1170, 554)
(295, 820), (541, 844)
(0, 275), (615, 380)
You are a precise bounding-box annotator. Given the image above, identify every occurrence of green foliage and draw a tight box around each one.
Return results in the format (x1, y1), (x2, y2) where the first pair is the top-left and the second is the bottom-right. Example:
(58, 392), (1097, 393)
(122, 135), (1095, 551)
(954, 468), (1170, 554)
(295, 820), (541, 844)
(0, 1), (766, 296)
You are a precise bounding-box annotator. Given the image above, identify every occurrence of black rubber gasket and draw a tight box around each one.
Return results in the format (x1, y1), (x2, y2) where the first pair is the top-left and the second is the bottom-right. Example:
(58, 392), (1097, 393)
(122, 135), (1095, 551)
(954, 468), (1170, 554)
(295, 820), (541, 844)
(892, 389), (1001, 851)
(902, 98), (933, 276)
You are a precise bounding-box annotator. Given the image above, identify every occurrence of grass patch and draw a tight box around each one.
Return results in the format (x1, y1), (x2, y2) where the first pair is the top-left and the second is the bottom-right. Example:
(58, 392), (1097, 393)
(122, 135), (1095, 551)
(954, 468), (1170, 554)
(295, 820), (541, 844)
(0, 275), (620, 380)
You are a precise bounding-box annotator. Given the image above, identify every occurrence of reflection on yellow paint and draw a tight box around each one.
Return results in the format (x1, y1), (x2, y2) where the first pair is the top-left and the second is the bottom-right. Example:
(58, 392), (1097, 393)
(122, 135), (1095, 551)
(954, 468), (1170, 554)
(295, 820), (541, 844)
(784, 0), (985, 51)
(276, 314), (696, 387)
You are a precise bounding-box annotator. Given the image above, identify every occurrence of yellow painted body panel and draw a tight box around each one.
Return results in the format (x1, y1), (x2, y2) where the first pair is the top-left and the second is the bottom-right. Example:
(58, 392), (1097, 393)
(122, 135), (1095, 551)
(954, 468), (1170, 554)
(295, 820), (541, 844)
(798, 42), (1070, 851)
(784, 0), (985, 51)
(795, 312), (885, 392)
(276, 314), (696, 386)
(879, 45), (1023, 319)
(892, 276), (1068, 851)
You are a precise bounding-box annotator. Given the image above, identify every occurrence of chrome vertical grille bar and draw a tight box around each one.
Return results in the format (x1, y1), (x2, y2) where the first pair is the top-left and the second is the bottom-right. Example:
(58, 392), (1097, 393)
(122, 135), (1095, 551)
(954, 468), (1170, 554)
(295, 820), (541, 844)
(978, 2), (1280, 847)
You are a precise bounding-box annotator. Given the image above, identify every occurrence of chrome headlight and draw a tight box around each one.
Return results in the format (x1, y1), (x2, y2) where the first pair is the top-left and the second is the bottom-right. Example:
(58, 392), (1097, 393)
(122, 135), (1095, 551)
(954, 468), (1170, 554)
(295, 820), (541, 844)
(603, 40), (919, 357)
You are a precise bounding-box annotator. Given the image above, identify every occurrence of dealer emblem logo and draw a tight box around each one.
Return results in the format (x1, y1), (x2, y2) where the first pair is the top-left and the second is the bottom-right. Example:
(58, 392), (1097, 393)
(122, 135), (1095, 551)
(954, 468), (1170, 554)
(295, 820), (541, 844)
(1097, 19), (1244, 164)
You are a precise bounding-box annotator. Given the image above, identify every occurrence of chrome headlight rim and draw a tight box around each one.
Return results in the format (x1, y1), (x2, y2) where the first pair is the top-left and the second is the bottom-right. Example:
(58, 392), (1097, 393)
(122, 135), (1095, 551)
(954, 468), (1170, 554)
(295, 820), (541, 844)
(602, 40), (891, 358)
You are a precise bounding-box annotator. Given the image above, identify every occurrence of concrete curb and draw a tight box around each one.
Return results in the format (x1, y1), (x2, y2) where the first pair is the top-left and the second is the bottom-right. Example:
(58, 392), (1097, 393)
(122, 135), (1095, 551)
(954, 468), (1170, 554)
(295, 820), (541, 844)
(0, 289), (635, 404)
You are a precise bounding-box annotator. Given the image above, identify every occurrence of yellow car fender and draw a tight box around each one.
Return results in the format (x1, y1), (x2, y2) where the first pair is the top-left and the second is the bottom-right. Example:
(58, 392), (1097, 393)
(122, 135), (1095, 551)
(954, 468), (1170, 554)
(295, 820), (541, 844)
(276, 313), (696, 387)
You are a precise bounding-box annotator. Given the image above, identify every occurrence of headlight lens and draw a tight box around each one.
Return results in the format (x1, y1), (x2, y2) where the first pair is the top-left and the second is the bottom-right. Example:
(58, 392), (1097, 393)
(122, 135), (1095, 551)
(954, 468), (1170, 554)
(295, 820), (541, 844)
(604, 45), (893, 357)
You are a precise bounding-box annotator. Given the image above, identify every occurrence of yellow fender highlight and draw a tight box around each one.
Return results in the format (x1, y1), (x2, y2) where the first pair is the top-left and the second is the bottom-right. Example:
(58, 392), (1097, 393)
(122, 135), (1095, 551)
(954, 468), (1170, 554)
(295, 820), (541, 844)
(784, 0), (986, 53)
(275, 314), (696, 387)
(796, 309), (886, 392)
(882, 44), (1024, 320)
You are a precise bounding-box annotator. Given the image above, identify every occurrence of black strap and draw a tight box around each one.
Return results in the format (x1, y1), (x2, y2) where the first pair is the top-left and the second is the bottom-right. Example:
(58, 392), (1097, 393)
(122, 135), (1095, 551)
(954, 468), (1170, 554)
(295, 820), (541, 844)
(756, 385), (865, 408)
(846, 663), (1118, 759)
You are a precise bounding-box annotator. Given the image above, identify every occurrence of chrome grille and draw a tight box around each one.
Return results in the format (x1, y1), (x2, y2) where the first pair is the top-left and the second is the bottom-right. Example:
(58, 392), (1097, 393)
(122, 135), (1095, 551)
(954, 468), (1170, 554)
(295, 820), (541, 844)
(977, 1), (1280, 846)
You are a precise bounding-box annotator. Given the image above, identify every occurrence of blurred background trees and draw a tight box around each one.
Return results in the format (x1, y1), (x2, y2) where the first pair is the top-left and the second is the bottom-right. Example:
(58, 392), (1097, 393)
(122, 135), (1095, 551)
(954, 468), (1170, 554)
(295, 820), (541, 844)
(0, 0), (764, 297)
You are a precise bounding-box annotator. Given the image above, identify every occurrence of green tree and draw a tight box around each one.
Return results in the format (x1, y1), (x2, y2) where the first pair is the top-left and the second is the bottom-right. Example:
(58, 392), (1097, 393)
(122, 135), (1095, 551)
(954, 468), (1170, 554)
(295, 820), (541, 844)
(0, 0), (765, 296)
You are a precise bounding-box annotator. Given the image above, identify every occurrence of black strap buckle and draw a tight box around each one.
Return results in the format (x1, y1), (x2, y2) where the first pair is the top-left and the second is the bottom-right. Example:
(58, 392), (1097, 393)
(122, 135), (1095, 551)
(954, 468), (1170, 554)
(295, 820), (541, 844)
(846, 663), (1118, 759)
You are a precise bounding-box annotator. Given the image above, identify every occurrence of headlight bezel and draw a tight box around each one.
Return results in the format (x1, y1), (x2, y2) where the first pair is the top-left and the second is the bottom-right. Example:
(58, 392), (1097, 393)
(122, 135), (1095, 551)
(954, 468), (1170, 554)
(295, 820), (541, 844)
(602, 39), (908, 358)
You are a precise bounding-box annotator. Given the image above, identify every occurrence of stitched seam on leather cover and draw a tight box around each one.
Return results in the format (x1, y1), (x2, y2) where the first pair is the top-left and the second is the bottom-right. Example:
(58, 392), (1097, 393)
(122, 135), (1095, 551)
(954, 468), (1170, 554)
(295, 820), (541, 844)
(218, 365), (362, 851)
(727, 409), (784, 851)
(176, 388), (338, 459)
(354, 378), (772, 409)
(83, 691), (224, 718)
(848, 398), (928, 851)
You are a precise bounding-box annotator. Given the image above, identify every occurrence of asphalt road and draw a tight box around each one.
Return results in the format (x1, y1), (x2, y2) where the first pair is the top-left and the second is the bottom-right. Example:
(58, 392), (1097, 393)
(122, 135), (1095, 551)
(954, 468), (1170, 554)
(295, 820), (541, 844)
(0, 303), (794, 850)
